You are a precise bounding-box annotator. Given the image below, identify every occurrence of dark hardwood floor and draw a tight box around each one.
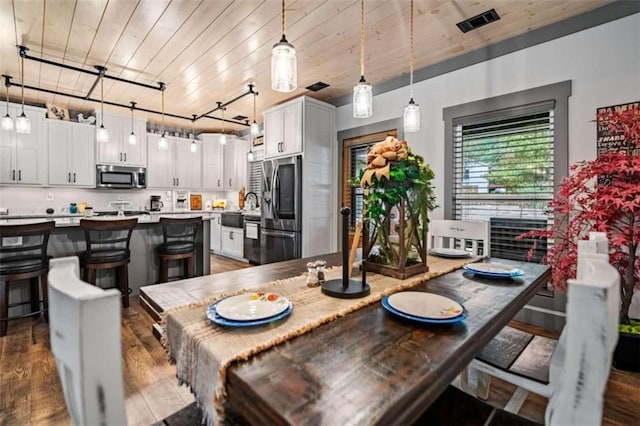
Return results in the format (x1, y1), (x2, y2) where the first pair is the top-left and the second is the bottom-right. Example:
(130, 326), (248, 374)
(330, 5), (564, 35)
(1, 253), (639, 425)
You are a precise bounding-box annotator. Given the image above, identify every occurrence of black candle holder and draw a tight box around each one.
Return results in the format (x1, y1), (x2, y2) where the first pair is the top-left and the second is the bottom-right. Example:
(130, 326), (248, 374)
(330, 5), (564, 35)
(321, 207), (371, 299)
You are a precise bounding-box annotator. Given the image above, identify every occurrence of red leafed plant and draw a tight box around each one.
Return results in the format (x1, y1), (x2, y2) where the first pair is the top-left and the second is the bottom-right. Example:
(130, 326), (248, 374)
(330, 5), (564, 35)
(520, 106), (640, 324)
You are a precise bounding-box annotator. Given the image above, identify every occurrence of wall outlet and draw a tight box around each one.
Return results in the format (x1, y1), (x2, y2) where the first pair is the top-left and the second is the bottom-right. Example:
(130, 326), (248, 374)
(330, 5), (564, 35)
(46, 192), (54, 201)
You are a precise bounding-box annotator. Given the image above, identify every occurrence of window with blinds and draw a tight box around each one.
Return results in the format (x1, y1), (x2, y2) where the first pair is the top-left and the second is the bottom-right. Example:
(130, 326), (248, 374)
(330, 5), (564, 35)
(348, 145), (370, 227)
(452, 105), (554, 261)
(248, 160), (262, 203)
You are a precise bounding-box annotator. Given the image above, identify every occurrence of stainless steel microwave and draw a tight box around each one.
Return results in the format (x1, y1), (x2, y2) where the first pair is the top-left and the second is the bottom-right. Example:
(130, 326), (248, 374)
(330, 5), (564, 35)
(96, 165), (146, 189)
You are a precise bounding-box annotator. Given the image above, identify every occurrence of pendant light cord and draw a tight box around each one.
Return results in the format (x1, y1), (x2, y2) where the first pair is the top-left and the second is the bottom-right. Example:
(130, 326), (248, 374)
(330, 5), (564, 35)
(253, 92), (257, 122)
(410, 0), (414, 98)
(360, 0), (365, 78)
(100, 76), (104, 124)
(20, 56), (25, 112)
(5, 82), (9, 114)
(161, 89), (165, 134)
(222, 107), (225, 134)
(282, 0), (286, 36)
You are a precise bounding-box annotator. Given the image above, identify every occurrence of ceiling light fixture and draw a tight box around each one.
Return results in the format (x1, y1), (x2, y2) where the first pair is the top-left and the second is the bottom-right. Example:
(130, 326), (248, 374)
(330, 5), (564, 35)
(96, 68), (108, 142)
(271, 0), (297, 93)
(158, 83), (168, 150)
(128, 101), (137, 145)
(15, 52), (31, 134)
(251, 89), (259, 139)
(220, 105), (227, 146)
(1, 77), (13, 131)
(190, 115), (198, 153)
(353, 0), (372, 118)
(404, 0), (420, 133)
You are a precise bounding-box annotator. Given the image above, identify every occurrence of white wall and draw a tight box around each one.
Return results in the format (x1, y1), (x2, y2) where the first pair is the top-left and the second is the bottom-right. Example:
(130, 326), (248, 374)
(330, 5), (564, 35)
(336, 13), (640, 220)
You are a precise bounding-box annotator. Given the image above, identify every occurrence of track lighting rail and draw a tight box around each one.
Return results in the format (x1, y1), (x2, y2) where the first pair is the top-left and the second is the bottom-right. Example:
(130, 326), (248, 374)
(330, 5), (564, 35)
(8, 45), (255, 127)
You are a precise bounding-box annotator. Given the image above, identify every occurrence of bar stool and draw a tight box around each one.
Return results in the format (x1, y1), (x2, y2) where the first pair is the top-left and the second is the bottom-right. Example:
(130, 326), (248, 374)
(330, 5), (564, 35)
(157, 217), (202, 283)
(79, 218), (137, 308)
(0, 220), (55, 337)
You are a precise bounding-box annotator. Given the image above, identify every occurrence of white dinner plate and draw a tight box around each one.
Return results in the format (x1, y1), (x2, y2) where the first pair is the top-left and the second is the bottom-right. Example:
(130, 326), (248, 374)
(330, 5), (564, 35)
(387, 291), (464, 320)
(428, 248), (472, 258)
(215, 292), (291, 321)
(463, 263), (524, 277)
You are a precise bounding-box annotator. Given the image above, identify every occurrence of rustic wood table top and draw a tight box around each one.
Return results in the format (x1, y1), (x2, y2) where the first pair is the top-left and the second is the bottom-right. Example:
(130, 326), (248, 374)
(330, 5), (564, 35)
(140, 255), (550, 425)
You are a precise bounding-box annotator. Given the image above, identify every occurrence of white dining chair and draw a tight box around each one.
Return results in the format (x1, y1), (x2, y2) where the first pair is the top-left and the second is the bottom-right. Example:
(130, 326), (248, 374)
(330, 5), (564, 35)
(48, 256), (127, 426)
(428, 219), (490, 257)
(467, 233), (619, 425)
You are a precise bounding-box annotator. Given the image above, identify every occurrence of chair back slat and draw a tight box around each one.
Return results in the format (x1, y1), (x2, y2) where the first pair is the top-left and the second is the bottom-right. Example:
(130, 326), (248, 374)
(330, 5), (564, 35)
(48, 256), (126, 425)
(429, 219), (490, 257)
(0, 221), (55, 262)
(160, 217), (202, 244)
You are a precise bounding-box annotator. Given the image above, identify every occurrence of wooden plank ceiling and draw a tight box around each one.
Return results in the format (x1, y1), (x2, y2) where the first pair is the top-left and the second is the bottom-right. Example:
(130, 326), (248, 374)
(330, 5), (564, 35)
(0, 0), (611, 133)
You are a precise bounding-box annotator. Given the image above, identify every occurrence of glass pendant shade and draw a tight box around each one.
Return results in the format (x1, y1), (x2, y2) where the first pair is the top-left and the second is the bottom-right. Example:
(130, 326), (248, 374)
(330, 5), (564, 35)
(251, 121), (260, 139)
(190, 140), (197, 153)
(158, 133), (169, 150)
(247, 150), (255, 162)
(220, 133), (228, 146)
(128, 132), (137, 145)
(403, 98), (420, 133)
(271, 37), (297, 93)
(1, 114), (13, 131)
(96, 124), (108, 143)
(16, 112), (30, 134)
(353, 77), (373, 118)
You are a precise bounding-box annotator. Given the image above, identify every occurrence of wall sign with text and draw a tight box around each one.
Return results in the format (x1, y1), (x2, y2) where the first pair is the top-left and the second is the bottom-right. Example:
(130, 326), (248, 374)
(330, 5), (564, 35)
(597, 101), (640, 157)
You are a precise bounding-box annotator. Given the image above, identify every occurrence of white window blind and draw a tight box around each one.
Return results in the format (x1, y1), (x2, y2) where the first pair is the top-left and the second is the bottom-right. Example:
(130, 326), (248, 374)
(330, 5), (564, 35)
(453, 105), (554, 261)
(348, 144), (375, 227)
(248, 160), (262, 202)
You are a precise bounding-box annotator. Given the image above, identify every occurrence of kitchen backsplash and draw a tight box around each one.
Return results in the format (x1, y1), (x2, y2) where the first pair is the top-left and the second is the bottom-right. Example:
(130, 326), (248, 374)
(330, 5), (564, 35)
(0, 186), (240, 215)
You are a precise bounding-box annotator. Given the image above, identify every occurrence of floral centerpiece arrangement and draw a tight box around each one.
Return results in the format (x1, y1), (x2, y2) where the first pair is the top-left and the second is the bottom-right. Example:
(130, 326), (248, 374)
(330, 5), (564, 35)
(359, 136), (437, 279)
(519, 106), (639, 369)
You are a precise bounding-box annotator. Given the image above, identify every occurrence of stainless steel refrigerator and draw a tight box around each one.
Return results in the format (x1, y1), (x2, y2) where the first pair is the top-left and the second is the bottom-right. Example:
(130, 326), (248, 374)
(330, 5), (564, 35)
(260, 155), (302, 264)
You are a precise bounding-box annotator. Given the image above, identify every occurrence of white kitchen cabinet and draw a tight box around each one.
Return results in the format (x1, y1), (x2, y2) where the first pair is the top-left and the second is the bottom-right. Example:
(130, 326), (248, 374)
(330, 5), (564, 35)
(147, 134), (201, 189)
(210, 213), (222, 252)
(201, 134), (224, 191)
(0, 103), (46, 185)
(222, 136), (250, 191)
(263, 100), (302, 158)
(221, 226), (243, 258)
(47, 120), (95, 186)
(96, 112), (147, 166)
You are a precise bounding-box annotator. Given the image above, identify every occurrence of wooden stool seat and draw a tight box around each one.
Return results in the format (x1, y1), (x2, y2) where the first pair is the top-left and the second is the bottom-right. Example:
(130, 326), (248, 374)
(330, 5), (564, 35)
(157, 217), (202, 283)
(0, 221), (55, 337)
(79, 218), (137, 308)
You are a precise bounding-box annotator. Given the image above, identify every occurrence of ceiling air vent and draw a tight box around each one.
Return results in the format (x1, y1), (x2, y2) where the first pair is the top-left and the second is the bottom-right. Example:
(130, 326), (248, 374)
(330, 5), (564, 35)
(306, 81), (330, 92)
(232, 115), (248, 121)
(456, 8), (500, 33)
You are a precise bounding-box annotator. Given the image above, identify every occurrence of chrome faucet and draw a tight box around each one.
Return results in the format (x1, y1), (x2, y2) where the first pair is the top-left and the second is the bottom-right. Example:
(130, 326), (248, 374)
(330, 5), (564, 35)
(244, 192), (259, 210)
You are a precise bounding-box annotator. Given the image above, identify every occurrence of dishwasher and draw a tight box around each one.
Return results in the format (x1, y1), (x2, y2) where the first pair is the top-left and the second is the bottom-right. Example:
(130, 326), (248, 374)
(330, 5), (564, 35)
(243, 214), (261, 265)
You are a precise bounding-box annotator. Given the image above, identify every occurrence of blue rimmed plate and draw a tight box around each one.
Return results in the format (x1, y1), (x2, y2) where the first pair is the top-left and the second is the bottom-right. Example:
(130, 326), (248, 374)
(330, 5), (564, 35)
(206, 300), (292, 327)
(463, 263), (524, 279)
(381, 295), (467, 324)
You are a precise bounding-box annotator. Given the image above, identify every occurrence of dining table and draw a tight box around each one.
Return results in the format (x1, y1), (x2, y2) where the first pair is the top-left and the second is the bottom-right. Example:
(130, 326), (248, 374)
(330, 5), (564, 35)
(140, 252), (550, 425)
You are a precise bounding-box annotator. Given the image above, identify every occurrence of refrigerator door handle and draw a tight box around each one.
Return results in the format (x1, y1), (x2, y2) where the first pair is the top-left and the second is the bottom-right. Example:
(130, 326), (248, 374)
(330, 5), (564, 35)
(262, 229), (297, 238)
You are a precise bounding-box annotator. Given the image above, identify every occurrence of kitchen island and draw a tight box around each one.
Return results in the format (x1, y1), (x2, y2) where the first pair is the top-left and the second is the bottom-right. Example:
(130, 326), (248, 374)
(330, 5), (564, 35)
(2, 213), (215, 317)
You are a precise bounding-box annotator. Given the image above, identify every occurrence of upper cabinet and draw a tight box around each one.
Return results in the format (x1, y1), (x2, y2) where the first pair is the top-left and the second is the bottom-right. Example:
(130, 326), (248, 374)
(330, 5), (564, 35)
(47, 120), (95, 187)
(0, 103), (46, 185)
(147, 134), (201, 189)
(96, 112), (147, 166)
(263, 100), (302, 158)
(223, 136), (249, 191)
(201, 134), (224, 191)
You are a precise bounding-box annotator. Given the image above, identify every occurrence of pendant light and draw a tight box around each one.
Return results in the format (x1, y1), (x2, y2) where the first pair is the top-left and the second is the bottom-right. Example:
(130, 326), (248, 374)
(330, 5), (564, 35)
(15, 52), (31, 134)
(353, 0), (372, 118)
(158, 83), (168, 150)
(190, 115), (198, 153)
(403, 0), (420, 133)
(128, 101), (137, 145)
(96, 70), (108, 142)
(271, 0), (297, 92)
(250, 89), (260, 139)
(220, 106), (227, 146)
(1, 77), (13, 131)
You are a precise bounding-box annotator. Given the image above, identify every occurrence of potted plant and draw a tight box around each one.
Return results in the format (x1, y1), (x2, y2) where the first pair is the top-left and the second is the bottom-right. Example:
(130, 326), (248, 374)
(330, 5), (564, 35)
(519, 106), (640, 371)
(359, 136), (437, 279)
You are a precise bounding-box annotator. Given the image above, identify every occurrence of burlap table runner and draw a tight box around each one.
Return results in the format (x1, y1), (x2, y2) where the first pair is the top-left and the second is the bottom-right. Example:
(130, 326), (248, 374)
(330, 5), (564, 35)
(163, 256), (479, 424)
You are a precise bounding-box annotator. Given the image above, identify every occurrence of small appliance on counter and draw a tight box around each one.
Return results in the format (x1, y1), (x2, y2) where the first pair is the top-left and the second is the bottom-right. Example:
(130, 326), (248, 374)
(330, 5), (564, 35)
(150, 195), (164, 212)
(173, 190), (190, 212)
